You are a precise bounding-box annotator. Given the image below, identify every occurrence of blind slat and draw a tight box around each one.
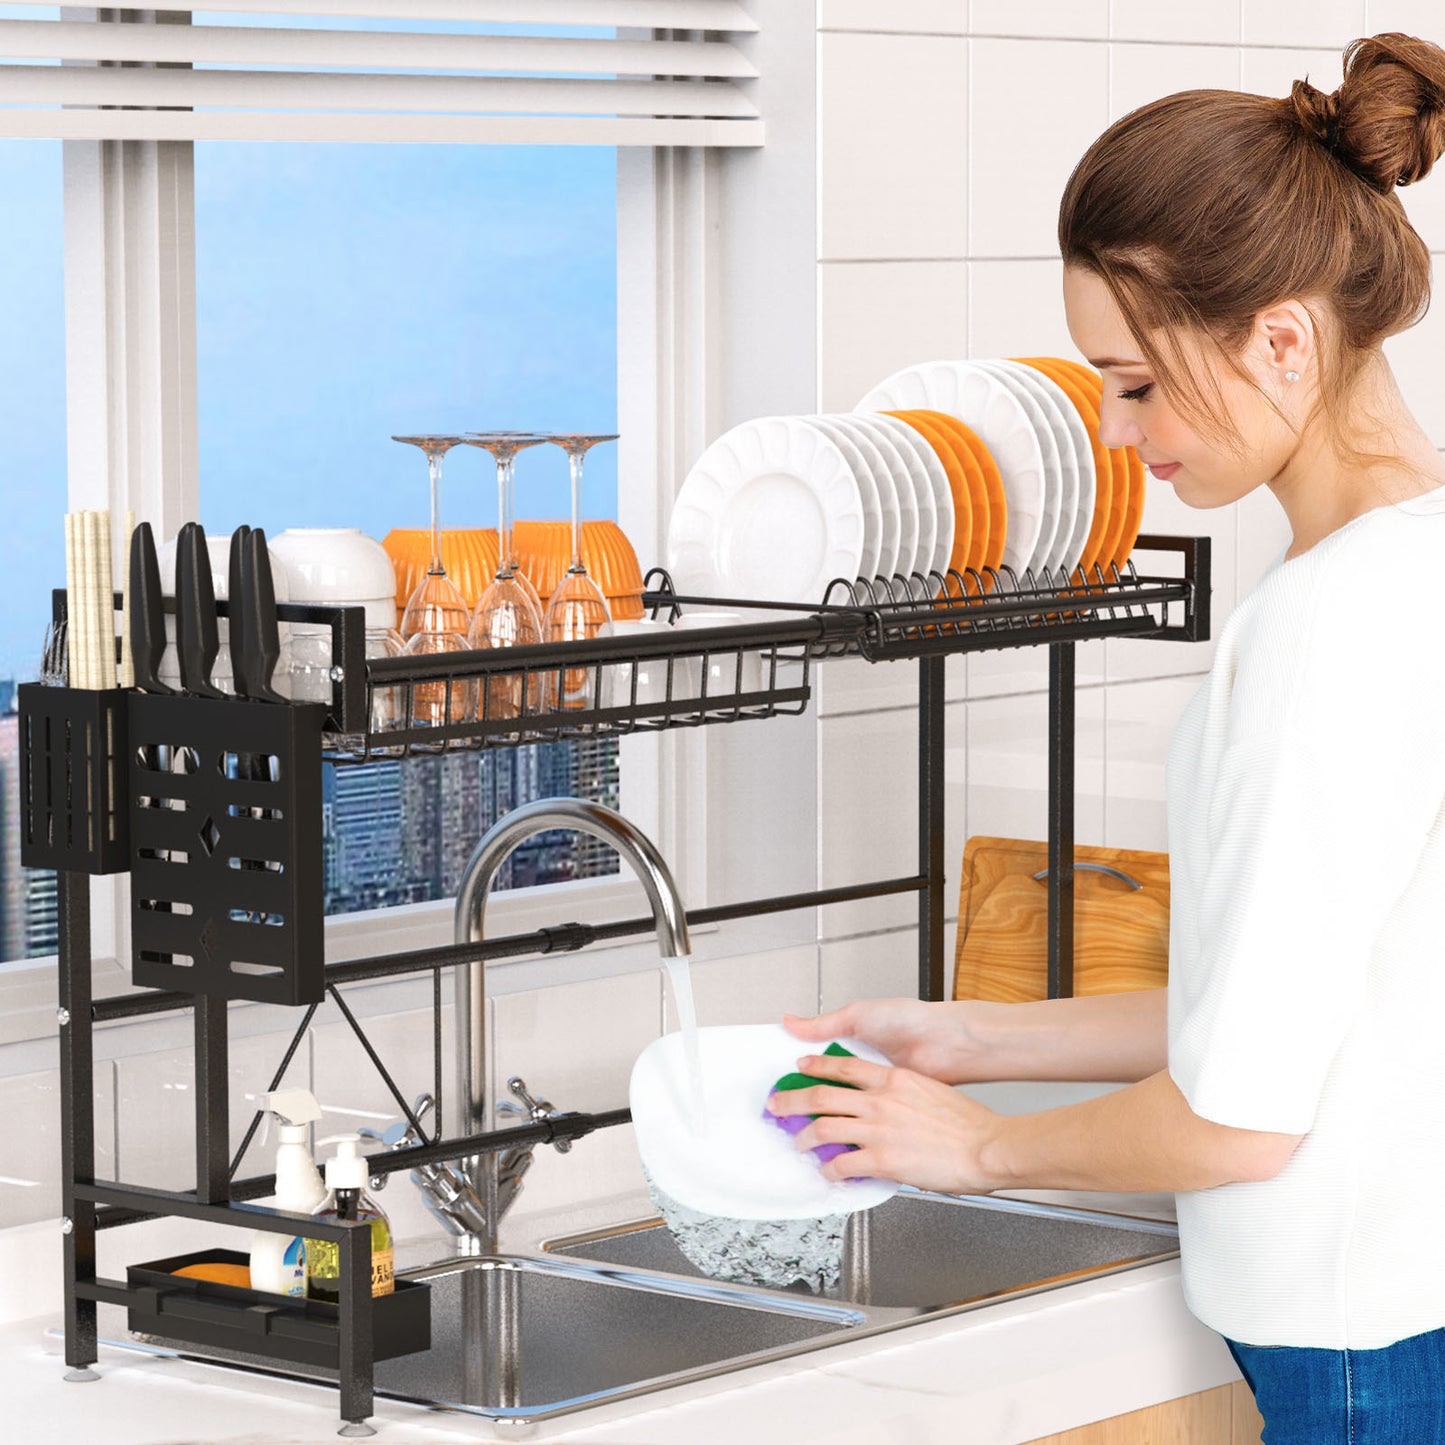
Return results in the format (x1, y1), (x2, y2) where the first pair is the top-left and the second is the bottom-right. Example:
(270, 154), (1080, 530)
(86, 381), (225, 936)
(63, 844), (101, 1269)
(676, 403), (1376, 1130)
(0, 108), (764, 145)
(1, 63), (759, 119)
(0, 20), (759, 78)
(4, 0), (758, 27)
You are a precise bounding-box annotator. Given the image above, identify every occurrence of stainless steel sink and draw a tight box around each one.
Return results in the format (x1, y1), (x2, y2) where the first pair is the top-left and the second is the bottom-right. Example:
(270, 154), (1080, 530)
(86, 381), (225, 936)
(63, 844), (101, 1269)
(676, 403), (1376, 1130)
(544, 1188), (1180, 1312)
(372, 1253), (865, 1421)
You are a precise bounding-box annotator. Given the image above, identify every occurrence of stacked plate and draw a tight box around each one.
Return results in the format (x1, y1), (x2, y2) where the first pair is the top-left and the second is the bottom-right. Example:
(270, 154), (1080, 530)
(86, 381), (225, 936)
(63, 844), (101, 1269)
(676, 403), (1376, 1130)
(665, 358), (1146, 605)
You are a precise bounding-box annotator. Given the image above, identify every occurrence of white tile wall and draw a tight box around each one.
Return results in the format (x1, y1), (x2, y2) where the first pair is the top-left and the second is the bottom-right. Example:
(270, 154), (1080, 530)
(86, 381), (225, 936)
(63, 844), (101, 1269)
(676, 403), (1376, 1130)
(817, 0), (967, 33)
(818, 31), (969, 261)
(819, 261), (968, 413)
(1239, 45), (1344, 97)
(1108, 41), (1240, 121)
(967, 259), (1078, 358)
(669, 945), (819, 1029)
(1366, 0), (1445, 36)
(1241, 0), (1365, 50)
(820, 930), (920, 1011)
(968, 39), (1109, 257)
(1101, 674), (1206, 849)
(970, 0), (1108, 39)
(1383, 285), (1445, 448)
(1109, 0), (1239, 45)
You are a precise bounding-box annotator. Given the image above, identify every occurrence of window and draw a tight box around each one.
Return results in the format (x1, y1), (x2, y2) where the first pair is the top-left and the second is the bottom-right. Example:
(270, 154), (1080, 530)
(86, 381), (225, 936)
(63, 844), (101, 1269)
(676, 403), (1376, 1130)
(193, 138), (621, 915)
(0, 135), (64, 964)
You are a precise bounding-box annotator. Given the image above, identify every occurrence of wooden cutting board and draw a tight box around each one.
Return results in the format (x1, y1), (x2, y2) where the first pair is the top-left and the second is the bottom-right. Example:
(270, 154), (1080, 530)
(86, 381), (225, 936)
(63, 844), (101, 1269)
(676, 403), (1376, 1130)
(953, 836), (1170, 1002)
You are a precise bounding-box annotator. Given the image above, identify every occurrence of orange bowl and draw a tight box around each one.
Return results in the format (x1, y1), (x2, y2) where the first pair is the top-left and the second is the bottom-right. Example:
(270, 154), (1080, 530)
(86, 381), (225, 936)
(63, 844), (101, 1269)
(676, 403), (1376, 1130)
(384, 528), (500, 612)
(514, 520), (646, 611)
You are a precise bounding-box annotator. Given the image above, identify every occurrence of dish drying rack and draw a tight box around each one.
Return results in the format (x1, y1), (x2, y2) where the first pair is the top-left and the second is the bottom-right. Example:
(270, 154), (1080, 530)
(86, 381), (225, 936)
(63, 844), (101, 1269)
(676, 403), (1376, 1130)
(19, 532), (1208, 1432)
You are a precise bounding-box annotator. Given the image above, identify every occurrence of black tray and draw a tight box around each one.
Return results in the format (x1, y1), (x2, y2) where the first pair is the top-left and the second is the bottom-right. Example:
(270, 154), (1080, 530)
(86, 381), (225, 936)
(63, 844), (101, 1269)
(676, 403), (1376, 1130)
(125, 1248), (430, 1370)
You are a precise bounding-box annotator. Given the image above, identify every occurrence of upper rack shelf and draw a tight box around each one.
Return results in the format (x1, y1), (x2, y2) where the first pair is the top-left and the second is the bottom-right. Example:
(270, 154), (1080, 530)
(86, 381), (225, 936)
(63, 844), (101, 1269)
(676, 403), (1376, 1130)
(326, 534), (1209, 763)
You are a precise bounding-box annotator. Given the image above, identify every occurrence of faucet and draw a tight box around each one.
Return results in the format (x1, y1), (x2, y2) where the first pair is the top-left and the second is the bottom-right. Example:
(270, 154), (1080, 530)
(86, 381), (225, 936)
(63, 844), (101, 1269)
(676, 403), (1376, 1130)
(410, 798), (691, 1256)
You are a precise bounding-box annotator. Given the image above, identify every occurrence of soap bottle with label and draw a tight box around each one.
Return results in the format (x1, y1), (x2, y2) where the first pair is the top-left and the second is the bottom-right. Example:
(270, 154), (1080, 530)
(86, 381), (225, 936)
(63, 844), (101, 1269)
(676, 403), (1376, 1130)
(305, 1136), (395, 1301)
(249, 1088), (327, 1298)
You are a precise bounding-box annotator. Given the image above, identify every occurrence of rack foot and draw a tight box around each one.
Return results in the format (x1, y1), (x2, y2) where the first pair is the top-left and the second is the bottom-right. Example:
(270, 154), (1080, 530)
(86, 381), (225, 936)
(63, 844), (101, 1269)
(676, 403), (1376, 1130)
(64, 1367), (101, 1383)
(338, 1422), (376, 1438)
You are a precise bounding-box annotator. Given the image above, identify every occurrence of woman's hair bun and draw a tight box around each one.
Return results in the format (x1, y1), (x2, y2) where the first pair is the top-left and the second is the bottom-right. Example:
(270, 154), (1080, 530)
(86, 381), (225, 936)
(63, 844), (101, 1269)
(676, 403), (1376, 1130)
(1289, 32), (1445, 192)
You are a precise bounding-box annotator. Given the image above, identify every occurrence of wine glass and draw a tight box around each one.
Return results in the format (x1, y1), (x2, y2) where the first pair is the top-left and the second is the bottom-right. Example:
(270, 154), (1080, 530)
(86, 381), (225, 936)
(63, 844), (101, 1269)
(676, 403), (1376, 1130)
(542, 433), (619, 712)
(392, 434), (476, 735)
(463, 432), (548, 725)
(392, 434), (471, 640)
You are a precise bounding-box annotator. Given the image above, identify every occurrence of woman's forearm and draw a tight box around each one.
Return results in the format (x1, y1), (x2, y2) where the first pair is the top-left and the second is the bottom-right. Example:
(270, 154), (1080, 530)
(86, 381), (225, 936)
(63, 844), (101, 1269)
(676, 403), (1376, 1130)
(956, 987), (1168, 1084)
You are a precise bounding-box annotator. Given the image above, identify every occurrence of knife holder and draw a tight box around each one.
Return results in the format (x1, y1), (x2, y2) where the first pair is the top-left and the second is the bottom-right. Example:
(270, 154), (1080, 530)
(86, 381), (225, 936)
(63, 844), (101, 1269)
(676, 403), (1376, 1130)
(16, 683), (131, 875)
(127, 692), (327, 1006)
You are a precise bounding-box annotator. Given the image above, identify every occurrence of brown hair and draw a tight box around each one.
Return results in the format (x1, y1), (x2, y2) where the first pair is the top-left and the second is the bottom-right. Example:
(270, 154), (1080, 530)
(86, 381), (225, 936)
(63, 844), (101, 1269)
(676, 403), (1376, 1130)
(1058, 33), (1445, 475)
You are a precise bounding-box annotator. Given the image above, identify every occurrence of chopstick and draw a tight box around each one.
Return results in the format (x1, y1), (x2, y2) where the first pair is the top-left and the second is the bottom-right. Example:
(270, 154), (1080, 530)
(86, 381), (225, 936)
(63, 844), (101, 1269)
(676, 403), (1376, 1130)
(63, 508), (121, 689)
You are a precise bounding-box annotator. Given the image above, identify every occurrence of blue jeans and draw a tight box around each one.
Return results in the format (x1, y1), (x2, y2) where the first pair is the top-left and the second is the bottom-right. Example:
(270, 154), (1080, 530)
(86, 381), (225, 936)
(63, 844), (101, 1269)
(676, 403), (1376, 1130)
(1225, 1327), (1445, 1443)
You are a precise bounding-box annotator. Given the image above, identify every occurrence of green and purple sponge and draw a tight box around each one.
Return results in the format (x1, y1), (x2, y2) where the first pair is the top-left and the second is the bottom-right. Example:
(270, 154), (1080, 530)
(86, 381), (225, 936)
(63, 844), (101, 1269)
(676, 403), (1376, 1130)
(766, 1041), (859, 1166)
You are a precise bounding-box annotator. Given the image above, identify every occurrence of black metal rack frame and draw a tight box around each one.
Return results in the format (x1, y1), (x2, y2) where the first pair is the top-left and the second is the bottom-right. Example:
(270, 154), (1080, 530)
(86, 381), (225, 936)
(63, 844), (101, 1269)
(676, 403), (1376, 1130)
(35, 533), (1209, 1432)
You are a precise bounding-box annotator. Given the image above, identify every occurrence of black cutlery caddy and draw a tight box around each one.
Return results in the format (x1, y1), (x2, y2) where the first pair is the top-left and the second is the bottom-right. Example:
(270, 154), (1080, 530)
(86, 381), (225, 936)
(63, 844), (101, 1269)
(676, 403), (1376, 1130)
(126, 1249), (431, 1370)
(16, 683), (131, 875)
(128, 692), (327, 1006)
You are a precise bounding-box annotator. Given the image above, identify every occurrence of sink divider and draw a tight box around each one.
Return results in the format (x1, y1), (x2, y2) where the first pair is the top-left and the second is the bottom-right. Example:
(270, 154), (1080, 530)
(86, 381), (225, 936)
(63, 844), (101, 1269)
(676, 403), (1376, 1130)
(33, 538), (1210, 1435)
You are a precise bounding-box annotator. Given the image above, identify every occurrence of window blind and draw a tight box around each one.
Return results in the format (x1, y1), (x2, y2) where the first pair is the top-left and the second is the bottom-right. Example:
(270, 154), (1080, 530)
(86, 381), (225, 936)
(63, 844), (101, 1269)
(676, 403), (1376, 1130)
(0, 2), (762, 145)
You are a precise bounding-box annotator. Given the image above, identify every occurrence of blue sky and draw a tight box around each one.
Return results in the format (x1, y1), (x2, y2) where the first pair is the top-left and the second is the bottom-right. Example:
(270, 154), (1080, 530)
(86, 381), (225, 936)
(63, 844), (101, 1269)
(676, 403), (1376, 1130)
(0, 17), (618, 682)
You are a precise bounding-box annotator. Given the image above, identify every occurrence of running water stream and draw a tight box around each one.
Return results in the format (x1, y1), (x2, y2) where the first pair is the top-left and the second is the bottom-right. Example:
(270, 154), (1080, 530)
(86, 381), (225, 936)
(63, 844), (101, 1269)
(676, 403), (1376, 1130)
(662, 954), (708, 1130)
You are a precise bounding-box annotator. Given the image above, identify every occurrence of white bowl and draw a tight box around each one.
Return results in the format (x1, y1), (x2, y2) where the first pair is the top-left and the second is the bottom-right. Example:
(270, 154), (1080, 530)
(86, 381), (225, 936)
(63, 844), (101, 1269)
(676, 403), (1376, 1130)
(157, 532), (292, 602)
(269, 528), (395, 609)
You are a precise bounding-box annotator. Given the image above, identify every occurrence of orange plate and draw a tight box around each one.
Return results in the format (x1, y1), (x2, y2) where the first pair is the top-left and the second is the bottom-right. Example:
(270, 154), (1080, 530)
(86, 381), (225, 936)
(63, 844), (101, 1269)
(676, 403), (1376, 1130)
(881, 411), (972, 580)
(1029, 359), (1136, 573)
(909, 409), (1008, 581)
(1014, 358), (1112, 579)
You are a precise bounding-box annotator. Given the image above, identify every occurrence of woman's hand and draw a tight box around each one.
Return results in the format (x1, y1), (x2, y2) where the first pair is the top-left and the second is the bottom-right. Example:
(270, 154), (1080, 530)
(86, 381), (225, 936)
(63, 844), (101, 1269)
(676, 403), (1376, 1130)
(782, 999), (994, 1084)
(766, 1049), (1008, 1194)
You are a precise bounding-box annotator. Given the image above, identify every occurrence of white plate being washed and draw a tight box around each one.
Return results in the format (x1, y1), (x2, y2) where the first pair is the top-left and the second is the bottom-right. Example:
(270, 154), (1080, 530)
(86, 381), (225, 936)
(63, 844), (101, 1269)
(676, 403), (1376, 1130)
(856, 361), (1046, 575)
(667, 416), (866, 604)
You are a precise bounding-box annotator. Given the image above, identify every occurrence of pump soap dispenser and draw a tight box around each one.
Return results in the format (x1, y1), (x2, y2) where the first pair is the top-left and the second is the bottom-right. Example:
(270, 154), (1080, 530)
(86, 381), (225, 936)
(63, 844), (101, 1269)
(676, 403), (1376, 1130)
(306, 1135), (395, 1301)
(248, 1088), (327, 1297)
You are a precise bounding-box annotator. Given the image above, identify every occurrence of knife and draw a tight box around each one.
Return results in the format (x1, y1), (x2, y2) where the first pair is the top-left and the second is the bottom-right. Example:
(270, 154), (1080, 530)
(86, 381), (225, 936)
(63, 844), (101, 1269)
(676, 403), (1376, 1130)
(242, 528), (287, 704)
(176, 522), (226, 700)
(227, 525), (252, 699)
(128, 521), (174, 696)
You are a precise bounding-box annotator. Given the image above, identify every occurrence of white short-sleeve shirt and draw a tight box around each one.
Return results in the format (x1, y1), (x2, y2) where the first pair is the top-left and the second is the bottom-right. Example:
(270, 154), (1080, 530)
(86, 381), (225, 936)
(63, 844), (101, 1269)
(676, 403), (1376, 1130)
(1165, 484), (1445, 1349)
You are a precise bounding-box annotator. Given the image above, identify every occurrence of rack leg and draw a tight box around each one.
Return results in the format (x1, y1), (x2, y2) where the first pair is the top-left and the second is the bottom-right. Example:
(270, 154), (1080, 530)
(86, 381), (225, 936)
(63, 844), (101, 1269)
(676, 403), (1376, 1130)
(337, 1226), (375, 1436)
(194, 996), (230, 1204)
(1047, 642), (1076, 999)
(918, 656), (946, 1002)
(58, 871), (99, 1381)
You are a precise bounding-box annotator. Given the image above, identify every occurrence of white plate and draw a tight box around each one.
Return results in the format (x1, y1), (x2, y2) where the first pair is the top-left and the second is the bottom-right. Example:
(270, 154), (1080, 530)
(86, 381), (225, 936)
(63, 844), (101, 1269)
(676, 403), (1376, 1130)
(667, 416), (866, 604)
(856, 412), (954, 579)
(803, 415), (890, 582)
(856, 361), (1045, 575)
(631, 1023), (900, 1220)
(829, 414), (929, 581)
(828, 414), (920, 579)
(1008, 362), (1096, 577)
(974, 360), (1064, 575)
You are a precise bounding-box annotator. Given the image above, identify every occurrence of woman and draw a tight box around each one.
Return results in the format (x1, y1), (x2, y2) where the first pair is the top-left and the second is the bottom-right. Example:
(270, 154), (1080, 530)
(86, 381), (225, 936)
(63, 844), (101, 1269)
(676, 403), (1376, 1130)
(769, 33), (1445, 1443)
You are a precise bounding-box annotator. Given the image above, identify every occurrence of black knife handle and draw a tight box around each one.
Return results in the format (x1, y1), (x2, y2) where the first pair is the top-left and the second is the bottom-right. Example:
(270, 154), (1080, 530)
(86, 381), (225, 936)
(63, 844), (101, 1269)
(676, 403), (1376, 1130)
(245, 528), (287, 703)
(129, 522), (174, 695)
(177, 522), (225, 699)
(227, 525), (252, 699)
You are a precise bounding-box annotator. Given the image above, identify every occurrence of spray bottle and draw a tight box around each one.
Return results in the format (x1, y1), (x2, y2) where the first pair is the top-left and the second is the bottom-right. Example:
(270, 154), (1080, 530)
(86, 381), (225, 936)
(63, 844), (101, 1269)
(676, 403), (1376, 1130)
(249, 1088), (327, 1297)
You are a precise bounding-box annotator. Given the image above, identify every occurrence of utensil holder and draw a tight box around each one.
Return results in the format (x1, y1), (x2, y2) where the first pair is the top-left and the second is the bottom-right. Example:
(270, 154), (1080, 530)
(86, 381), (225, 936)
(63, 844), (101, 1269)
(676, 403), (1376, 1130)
(126, 1249), (431, 1371)
(16, 683), (130, 875)
(128, 692), (327, 1006)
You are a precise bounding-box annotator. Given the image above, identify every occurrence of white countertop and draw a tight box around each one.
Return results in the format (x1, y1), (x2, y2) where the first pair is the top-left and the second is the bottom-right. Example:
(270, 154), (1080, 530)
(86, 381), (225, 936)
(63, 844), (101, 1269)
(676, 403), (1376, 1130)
(1, 1187), (1244, 1445)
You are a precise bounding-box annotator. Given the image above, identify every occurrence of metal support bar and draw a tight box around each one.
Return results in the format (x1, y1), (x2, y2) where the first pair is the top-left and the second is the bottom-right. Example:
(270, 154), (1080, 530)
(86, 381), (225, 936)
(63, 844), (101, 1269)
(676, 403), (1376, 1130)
(194, 996), (230, 1205)
(328, 985), (432, 1145)
(228, 1001), (320, 1182)
(1047, 642), (1076, 999)
(338, 1218), (374, 1429)
(58, 871), (98, 1375)
(91, 876), (931, 1021)
(918, 656), (947, 1001)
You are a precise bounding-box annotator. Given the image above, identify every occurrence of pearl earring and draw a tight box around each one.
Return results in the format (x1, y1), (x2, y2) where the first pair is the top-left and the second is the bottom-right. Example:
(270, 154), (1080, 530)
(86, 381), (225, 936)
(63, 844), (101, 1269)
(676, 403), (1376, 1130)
(1284, 370), (1300, 383)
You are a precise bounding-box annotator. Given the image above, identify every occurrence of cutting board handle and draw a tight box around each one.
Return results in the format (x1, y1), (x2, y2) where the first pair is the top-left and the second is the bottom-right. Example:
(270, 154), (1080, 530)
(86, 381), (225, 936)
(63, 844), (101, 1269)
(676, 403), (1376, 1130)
(1030, 862), (1143, 891)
